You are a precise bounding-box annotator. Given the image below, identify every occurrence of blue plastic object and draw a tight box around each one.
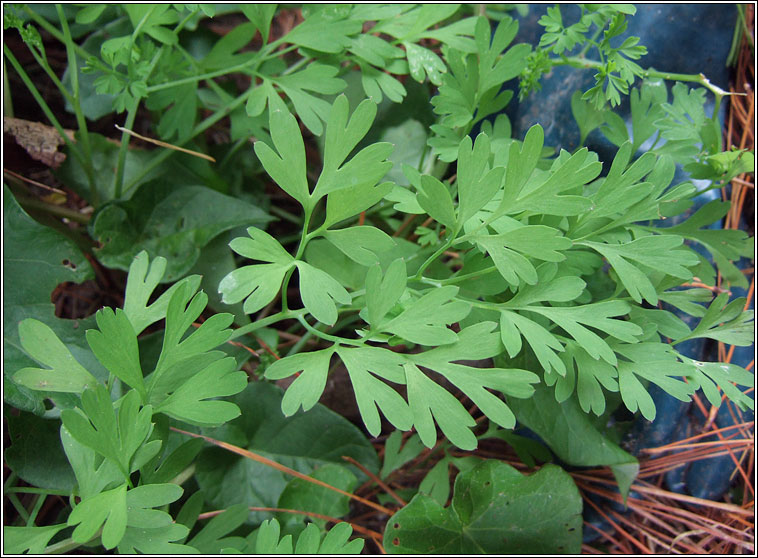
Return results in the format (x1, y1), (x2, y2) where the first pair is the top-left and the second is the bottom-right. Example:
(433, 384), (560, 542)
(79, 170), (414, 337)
(497, 4), (751, 542)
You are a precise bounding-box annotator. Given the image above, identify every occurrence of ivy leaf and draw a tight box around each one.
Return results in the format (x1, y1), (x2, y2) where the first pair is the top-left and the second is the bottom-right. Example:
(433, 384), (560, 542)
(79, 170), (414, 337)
(86, 308), (145, 400)
(264, 347), (336, 415)
(296, 262), (352, 326)
(13, 319), (99, 394)
(337, 345), (413, 436)
(68, 483), (128, 549)
(384, 461), (582, 554)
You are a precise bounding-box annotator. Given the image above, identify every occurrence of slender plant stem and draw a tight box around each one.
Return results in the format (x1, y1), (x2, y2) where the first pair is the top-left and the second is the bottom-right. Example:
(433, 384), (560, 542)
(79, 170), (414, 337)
(3, 46), (86, 170)
(554, 56), (735, 97)
(56, 5), (96, 205)
(10, 194), (90, 224)
(228, 309), (308, 340)
(297, 315), (365, 347)
(26, 494), (46, 526)
(5, 487), (72, 496)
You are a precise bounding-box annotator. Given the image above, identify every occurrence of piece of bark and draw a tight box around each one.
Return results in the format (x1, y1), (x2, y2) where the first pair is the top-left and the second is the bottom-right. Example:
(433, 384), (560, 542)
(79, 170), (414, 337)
(3, 117), (74, 168)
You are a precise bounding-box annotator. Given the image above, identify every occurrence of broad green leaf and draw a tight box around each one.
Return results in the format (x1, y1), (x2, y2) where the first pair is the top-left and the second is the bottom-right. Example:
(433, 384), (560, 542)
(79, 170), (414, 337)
(91, 183), (271, 282)
(86, 308), (145, 399)
(125, 483), (183, 529)
(60, 426), (124, 500)
(264, 347), (336, 415)
(523, 301), (643, 364)
(221, 226), (295, 314)
(384, 461), (582, 554)
(404, 42), (447, 85)
(337, 345), (413, 436)
(150, 284), (233, 393)
(674, 293), (753, 346)
(509, 382), (638, 501)
(277, 463), (357, 527)
(4, 185), (95, 413)
(3, 524), (68, 554)
(5, 412), (76, 491)
(13, 319), (98, 393)
(284, 11), (361, 53)
(194, 383), (379, 524)
(662, 200), (752, 289)
(296, 262), (352, 326)
(381, 286), (470, 346)
(410, 322), (539, 434)
(68, 482), (128, 549)
(324, 226), (395, 266)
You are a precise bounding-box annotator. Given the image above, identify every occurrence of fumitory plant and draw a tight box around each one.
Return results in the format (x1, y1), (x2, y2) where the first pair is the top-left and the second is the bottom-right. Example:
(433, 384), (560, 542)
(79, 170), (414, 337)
(3, 3), (754, 555)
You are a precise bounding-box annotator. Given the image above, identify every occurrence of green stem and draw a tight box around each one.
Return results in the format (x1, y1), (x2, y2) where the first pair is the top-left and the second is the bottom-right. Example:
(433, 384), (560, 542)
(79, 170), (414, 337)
(3, 46), (86, 170)
(8, 492), (30, 524)
(26, 494), (45, 527)
(57, 5), (96, 205)
(4, 63), (13, 117)
(412, 235), (456, 281)
(554, 56), (734, 97)
(296, 316), (364, 347)
(11, 194), (91, 224)
(5, 487), (72, 496)
(121, 91), (249, 194)
(228, 309), (308, 341)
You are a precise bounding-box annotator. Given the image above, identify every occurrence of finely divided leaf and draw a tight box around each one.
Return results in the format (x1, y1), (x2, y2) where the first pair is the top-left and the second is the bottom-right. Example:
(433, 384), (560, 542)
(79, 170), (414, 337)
(381, 286), (470, 345)
(264, 348), (336, 415)
(296, 262), (352, 326)
(14, 319), (98, 393)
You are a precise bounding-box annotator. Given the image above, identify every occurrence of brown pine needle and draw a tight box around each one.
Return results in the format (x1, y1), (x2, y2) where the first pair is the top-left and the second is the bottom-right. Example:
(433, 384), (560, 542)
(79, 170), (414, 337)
(170, 427), (394, 516)
(341, 455), (407, 507)
(115, 124), (216, 162)
(3, 168), (66, 194)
